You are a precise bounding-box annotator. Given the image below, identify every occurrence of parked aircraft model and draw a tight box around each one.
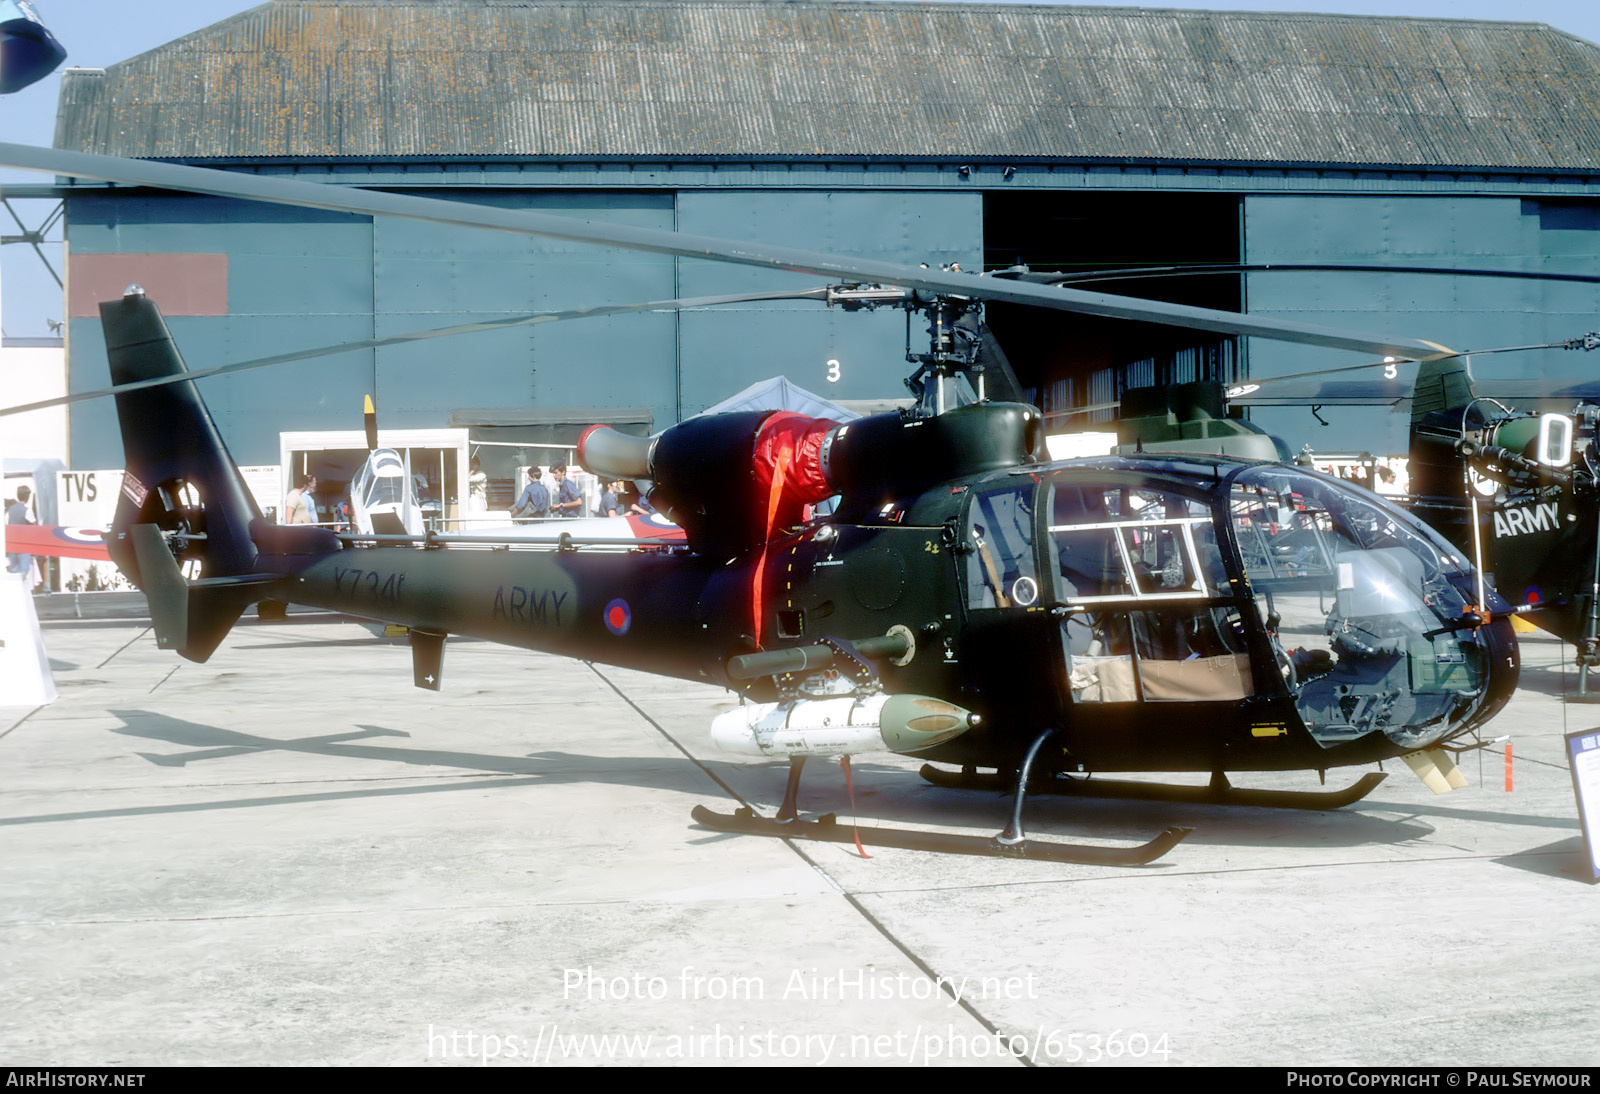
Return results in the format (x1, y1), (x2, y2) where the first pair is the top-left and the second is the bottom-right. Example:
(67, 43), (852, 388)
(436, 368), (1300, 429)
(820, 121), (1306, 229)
(0, 142), (1527, 864)
(345, 396), (425, 538)
(2, 523), (109, 562)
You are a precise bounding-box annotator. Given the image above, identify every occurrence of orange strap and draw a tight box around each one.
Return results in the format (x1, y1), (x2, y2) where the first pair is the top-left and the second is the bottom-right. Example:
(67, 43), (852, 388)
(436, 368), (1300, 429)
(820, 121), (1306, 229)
(840, 756), (870, 859)
(750, 445), (792, 648)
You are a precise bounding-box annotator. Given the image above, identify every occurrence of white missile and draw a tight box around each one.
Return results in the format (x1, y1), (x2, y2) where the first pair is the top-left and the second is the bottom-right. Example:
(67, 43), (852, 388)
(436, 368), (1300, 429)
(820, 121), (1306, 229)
(710, 693), (978, 758)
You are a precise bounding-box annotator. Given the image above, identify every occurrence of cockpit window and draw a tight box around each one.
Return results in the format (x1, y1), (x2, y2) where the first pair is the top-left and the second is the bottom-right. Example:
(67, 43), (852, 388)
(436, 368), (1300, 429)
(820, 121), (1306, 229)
(1050, 481), (1250, 703)
(1231, 467), (1485, 749)
(1051, 485), (1226, 603)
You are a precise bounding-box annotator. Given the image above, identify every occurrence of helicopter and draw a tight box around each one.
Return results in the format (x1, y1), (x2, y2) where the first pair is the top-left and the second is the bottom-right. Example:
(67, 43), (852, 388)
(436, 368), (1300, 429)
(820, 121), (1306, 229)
(1215, 325), (1600, 672)
(0, 141), (1524, 866)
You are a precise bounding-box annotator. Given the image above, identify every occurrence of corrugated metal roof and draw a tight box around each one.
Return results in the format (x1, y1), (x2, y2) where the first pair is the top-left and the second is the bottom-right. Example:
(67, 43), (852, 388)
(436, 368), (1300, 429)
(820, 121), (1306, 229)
(52, 0), (1600, 170)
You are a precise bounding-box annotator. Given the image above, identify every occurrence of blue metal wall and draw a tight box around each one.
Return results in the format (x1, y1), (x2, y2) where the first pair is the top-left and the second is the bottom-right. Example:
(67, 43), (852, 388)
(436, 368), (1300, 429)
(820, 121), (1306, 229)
(68, 193), (376, 468)
(367, 190), (678, 428)
(674, 189), (981, 416)
(1245, 194), (1600, 455)
(66, 185), (982, 467)
(66, 177), (1600, 467)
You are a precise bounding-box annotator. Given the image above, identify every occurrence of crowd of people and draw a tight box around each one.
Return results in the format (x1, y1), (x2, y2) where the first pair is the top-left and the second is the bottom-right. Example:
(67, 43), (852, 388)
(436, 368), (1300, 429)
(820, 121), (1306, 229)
(278, 462), (651, 528)
(509, 464), (649, 523)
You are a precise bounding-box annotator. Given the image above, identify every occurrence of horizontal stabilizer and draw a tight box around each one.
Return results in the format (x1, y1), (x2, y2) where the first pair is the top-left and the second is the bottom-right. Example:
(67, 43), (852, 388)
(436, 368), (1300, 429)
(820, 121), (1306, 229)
(249, 519), (342, 557)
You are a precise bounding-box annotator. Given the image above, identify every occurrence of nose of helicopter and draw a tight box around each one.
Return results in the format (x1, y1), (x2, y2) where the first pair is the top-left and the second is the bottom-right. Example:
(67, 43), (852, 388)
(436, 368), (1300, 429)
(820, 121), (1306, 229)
(1460, 611), (1520, 739)
(1228, 465), (1520, 753)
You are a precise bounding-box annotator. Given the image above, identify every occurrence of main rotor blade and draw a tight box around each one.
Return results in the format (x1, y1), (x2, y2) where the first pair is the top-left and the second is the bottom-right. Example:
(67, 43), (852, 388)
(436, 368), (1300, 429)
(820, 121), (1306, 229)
(1049, 263), (1600, 287)
(1224, 332), (1600, 407)
(1225, 378), (1415, 407)
(0, 287), (831, 418)
(0, 141), (1446, 359)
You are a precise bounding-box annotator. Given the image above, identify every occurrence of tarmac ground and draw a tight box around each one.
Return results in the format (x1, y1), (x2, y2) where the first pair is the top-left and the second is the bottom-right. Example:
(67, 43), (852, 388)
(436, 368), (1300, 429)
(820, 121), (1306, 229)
(2, 596), (1597, 1067)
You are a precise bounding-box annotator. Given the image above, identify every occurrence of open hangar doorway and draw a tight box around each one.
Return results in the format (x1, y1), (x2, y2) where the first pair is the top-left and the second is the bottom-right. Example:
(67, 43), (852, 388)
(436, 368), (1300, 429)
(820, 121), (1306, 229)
(982, 191), (1245, 430)
(450, 408), (654, 516)
(280, 429), (468, 531)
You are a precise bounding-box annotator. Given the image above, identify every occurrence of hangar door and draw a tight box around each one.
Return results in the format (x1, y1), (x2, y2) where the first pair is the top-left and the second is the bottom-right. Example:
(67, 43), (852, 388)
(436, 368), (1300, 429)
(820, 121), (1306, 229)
(983, 191), (1244, 430)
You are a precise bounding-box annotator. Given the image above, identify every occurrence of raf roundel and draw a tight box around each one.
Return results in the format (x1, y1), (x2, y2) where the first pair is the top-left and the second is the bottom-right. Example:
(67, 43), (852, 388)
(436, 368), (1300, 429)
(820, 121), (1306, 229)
(603, 598), (632, 636)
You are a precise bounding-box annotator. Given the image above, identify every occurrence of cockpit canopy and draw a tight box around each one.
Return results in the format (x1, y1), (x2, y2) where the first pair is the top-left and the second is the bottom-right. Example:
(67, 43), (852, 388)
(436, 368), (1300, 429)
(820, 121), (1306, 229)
(962, 458), (1501, 752)
(350, 448), (424, 537)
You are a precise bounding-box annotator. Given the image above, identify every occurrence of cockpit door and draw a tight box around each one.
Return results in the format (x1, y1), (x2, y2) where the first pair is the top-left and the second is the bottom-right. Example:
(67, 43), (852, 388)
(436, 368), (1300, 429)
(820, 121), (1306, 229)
(1048, 479), (1255, 705)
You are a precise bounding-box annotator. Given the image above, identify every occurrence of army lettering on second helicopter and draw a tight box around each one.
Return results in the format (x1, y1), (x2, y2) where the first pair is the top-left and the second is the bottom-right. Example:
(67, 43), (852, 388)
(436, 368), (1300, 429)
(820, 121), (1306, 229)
(1493, 501), (1560, 538)
(492, 584), (569, 627)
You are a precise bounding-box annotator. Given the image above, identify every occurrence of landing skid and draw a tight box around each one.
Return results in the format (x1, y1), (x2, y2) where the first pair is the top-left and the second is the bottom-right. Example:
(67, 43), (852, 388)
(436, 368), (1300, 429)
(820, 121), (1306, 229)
(918, 765), (1387, 810)
(690, 805), (1192, 866)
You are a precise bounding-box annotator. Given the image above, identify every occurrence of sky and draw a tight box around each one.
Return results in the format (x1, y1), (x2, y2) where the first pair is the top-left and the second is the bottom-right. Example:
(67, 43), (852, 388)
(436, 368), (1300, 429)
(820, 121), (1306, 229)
(2, 0), (1599, 336)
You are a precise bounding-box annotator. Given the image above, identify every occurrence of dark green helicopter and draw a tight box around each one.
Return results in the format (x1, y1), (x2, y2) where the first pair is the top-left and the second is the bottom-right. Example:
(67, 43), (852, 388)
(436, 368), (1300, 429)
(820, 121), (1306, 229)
(0, 143), (1524, 866)
(1214, 309), (1600, 684)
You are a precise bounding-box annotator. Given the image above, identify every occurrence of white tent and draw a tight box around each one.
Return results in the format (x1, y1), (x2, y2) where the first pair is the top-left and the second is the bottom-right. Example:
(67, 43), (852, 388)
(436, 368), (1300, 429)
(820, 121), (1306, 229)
(692, 377), (861, 422)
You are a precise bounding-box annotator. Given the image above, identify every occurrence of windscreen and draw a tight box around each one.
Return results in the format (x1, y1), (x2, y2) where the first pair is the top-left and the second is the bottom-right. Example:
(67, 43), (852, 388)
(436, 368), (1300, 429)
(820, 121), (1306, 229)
(1230, 466), (1489, 749)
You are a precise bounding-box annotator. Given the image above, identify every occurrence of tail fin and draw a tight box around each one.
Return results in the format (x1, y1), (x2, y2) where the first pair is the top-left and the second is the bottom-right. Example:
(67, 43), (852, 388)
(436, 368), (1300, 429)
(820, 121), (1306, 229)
(1410, 354), (1476, 429)
(102, 288), (272, 661)
(1409, 353), (1479, 504)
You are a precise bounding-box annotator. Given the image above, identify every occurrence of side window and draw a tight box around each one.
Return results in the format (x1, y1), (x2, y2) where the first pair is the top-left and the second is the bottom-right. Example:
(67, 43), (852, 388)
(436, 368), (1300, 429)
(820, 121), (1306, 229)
(1052, 482), (1250, 703)
(965, 484), (1040, 609)
(1050, 485), (1221, 605)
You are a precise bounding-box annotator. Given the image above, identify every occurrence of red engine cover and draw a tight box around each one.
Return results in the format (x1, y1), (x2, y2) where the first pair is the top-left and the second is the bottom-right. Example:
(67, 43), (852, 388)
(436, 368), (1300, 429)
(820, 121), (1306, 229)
(751, 412), (838, 531)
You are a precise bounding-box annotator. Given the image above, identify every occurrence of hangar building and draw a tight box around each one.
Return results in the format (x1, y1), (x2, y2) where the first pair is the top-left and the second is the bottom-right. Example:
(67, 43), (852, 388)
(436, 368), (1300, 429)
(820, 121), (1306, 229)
(47, 0), (1600, 485)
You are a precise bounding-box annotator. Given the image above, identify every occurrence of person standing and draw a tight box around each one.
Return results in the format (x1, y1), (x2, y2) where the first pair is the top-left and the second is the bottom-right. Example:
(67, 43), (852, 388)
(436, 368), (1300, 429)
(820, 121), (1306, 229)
(1375, 465), (1405, 495)
(627, 485), (655, 517)
(6, 484), (37, 585)
(285, 475), (318, 524)
(599, 480), (622, 518)
(510, 467), (549, 524)
(551, 464), (583, 518)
